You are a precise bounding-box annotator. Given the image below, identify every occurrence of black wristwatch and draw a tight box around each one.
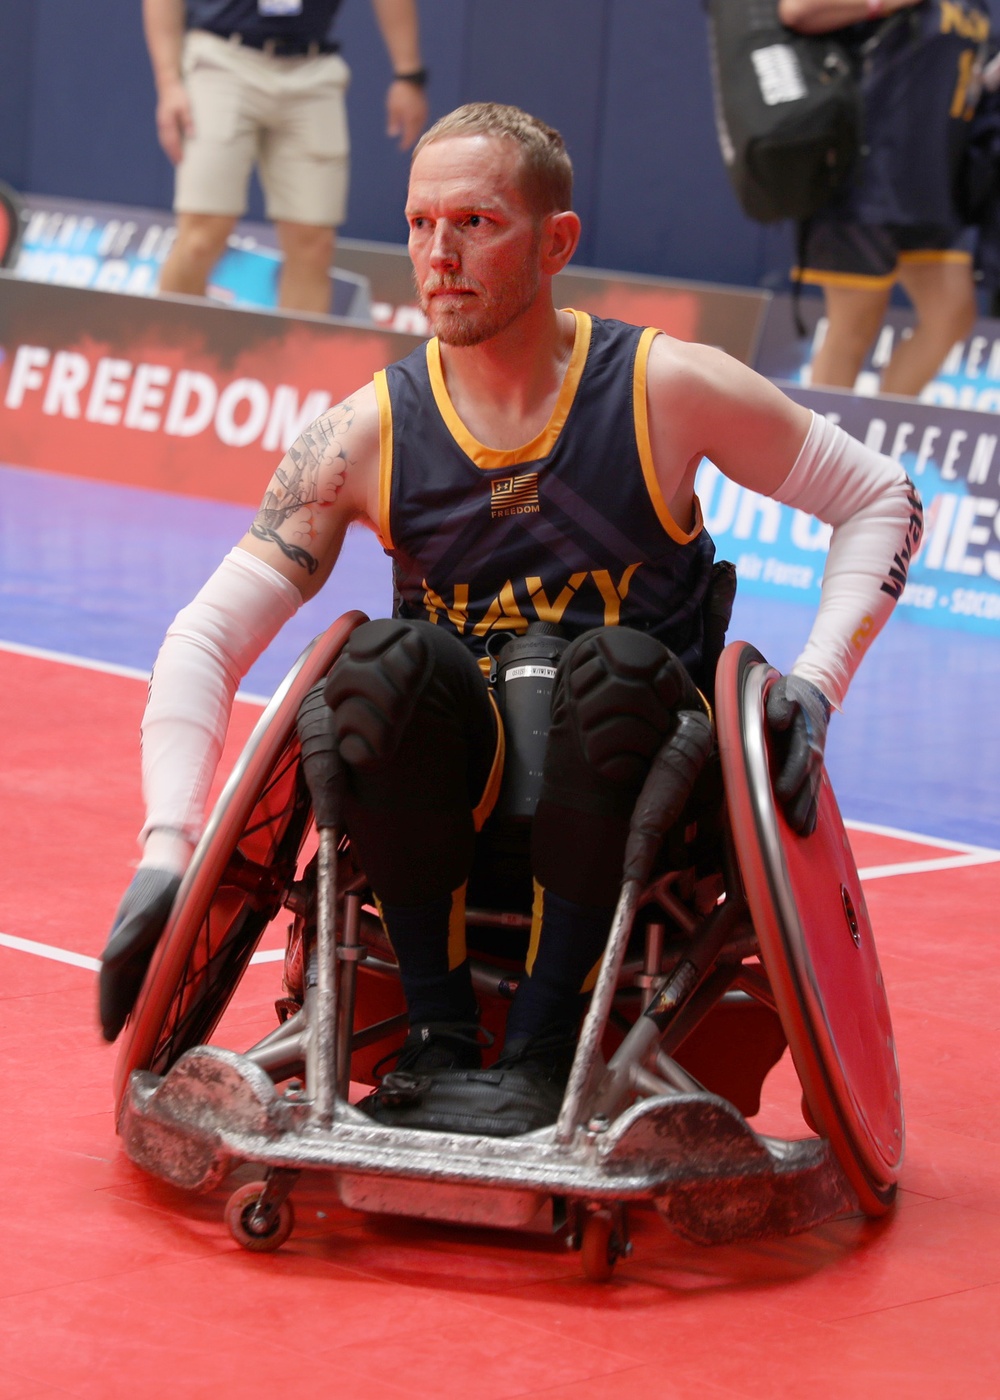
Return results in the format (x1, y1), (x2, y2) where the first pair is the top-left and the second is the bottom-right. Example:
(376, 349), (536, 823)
(393, 67), (428, 87)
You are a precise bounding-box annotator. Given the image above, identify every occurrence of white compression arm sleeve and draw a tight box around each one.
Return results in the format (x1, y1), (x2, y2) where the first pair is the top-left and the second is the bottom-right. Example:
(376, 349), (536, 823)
(139, 548), (302, 868)
(771, 411), (923, 709)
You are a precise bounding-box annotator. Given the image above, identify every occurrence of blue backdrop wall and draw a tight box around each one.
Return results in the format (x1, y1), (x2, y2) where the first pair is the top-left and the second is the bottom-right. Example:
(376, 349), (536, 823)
(3, 0), (991, 292)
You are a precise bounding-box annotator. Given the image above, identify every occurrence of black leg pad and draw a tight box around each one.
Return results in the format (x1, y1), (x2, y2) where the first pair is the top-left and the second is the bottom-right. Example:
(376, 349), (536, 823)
(323, 619), (436, 770)
(545, 626), (704, 803)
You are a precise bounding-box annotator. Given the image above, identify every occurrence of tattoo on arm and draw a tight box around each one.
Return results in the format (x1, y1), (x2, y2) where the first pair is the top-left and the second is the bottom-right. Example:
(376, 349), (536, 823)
(249, 401), (355, 574)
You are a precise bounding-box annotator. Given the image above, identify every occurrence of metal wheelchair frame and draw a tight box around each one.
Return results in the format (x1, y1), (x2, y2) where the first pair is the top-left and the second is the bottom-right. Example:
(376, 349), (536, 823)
(114, 615), (903, 1280)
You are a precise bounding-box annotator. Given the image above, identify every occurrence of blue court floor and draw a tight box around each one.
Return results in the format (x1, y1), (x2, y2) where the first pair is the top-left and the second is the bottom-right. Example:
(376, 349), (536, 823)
(2, 461), (997, 850)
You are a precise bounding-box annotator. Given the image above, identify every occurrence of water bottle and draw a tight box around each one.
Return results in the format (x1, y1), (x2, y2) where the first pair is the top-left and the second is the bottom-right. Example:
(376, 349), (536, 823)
(488, 622), (568, 819)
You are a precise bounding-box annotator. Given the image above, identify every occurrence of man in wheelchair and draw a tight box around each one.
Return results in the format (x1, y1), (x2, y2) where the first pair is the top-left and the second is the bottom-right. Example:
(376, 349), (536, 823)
(99, 102), (922, 1141)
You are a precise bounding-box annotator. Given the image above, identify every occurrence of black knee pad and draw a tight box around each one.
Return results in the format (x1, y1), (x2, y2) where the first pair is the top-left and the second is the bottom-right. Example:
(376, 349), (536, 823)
(533, 629), (706, 905)
(552, 626), (703, 790)
(323, 619), (435, 770)
(322, 621), (496, 905)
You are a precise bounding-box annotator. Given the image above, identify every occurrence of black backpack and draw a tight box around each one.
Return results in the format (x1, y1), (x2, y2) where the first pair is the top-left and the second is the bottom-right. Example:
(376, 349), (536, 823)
(705, 0), (863, 223)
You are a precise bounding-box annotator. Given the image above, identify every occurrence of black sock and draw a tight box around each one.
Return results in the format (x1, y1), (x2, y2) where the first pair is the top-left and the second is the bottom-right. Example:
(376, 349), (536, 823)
(378, 891), (478, 1026)
(504, 884), (612, 1043)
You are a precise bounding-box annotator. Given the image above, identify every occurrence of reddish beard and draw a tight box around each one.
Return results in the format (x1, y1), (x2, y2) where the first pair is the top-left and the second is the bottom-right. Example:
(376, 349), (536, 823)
(415, 261), (541, 347)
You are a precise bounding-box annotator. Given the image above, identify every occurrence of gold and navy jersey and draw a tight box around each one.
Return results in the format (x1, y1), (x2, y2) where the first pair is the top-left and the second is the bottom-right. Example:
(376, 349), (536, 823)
(373, 309), (716, 673)
(844, 0), (991, 229)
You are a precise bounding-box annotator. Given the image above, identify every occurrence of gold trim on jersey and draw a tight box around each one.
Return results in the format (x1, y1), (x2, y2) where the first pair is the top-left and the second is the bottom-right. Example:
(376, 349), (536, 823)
(425, 308), (593, 470)
(633, 326), (704, 545)
(374, 368), (395, 550)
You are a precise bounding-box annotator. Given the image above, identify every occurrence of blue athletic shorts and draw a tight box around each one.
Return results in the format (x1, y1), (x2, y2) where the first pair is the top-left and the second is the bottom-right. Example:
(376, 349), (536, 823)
(797, 219), (973, 290)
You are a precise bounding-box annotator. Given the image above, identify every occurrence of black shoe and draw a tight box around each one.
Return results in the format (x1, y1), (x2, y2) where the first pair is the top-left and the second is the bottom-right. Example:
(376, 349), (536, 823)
(494, 1021), (579, 1082)
(484, 1022), (580, 1132)
(388, 1021), (487, 1075)
(360, 1022), (579, 1138)
(359, 1021), (487, 1125)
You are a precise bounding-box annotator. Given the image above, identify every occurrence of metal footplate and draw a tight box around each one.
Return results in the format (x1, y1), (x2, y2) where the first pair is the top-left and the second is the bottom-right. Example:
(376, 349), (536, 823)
(119, 1046), (856, 1244)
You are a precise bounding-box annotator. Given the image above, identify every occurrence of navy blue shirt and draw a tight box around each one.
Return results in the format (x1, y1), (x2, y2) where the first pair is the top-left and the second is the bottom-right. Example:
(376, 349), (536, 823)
(836, 0), (991, 229)
(375, 311), (717, 677)
(186, 0), (344, 46)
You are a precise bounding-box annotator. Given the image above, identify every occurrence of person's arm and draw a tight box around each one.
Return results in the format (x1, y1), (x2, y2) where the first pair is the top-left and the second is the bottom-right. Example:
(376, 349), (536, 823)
(142, 388), (380, 867)
(778, 0), (922, 35)
(646, 338), (921, 832)
(370, 0), (429, 150)
(143, 0), (193, 165)
(98, 387), (380, 1040)
(648, 338), (919, 706)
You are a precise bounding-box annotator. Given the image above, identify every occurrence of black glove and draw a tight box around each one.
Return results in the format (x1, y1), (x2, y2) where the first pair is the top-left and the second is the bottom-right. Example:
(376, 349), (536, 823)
(98, 867), (181, 1042)
(765, 674), (831, 837)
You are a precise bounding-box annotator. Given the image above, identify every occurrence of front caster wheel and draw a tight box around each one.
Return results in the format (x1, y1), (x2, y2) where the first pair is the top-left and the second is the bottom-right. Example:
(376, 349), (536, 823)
(581, 1208), (622, 1283)
(225, 1181), (295, 1252)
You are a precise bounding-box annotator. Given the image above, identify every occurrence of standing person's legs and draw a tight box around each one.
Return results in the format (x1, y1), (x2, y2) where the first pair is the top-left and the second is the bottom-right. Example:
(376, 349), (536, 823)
(882, 253), (977, 397)
(159, 212), (238, 297)
(798, 218), (895, 390)
(808, 282), (893, 389)
(274, 221), (337, 314)
(163, 33), (260, 298)
(261, 52), (350, 314)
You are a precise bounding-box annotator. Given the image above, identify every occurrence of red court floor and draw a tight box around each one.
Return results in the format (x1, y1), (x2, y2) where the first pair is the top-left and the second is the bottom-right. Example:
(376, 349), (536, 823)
(2, 646), (1000, 1399)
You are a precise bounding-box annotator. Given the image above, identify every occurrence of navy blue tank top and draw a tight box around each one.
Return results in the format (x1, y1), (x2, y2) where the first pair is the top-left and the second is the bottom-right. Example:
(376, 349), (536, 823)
(374, 311), (716, 676)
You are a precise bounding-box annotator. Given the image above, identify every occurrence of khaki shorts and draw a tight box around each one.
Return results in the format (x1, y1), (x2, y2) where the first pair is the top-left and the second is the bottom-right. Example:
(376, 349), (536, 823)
(175, 30), (350, 226)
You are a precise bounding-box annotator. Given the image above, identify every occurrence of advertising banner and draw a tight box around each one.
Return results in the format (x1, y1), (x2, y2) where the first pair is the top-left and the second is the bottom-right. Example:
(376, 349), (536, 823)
(0, 272), (422, 504)
(5, 271), (996, 635)
(336, 242), (770, 366)
(14, 193), (770, 367)
(755, 292), (1000, 415)
(15, 193), (371, 319)
(698, 381), (1000, 636)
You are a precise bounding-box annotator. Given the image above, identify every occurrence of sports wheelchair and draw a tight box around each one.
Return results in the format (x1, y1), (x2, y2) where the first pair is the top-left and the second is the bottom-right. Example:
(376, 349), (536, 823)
(114, 612), (903, 1282)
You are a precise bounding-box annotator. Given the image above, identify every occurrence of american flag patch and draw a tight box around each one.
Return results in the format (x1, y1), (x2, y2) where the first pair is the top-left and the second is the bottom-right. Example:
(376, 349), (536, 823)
(490, 472), (540, 517)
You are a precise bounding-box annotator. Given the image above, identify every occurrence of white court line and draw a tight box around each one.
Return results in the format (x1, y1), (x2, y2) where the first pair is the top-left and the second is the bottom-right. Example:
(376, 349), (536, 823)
(1, 638), (151, 682)
(6, 843), (1000, 974)
(0, 930), (284, 972)
(0, 638), (270, 706)
(6, 637), (1000, 855)
(4, 638), (999, 967)
(845, 817), (1000, 879)
(845, 816), (1000, 859)
(0, 931), (101, 972)
(858, 849), (1000, 881)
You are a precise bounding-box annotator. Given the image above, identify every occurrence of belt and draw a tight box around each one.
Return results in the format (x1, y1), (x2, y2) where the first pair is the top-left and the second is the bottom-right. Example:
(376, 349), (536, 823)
(197, 29), (339, 57)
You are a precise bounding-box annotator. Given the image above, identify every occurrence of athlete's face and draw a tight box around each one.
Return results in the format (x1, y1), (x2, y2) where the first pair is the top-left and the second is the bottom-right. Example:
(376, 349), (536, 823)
(406, 136), (546, 346)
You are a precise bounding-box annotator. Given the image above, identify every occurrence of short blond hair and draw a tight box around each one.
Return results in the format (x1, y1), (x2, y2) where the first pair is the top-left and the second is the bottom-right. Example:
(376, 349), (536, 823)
(412, 103), (573, 214)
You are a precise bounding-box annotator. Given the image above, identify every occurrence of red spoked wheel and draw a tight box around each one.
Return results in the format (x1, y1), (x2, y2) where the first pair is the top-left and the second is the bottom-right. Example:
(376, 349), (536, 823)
(114, 612), (367, 1116)
(715, 641), (903, 1216)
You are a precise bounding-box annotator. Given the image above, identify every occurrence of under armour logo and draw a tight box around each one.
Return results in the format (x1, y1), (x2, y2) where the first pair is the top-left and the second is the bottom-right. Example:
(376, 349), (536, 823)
(490, 472), (540, 518)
